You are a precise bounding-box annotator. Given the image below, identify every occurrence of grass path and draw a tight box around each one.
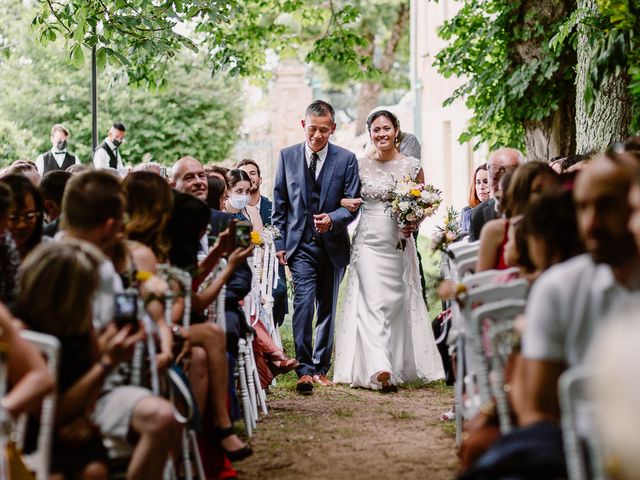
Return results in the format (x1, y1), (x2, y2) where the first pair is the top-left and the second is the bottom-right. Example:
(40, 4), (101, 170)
(235, 378), (458, 480)
(236, 237), (457, 478)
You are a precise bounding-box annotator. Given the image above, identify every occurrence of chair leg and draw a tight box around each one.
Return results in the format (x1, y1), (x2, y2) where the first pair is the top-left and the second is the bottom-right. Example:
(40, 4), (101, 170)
(189, 431), (206, 480)
(244, 339), (258, 426)
(182, 429), (192, 480)
(237, 340), (253, 437)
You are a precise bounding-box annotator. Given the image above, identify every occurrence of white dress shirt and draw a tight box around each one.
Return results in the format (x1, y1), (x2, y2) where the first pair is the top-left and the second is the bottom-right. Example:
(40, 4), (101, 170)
(304, 143), (329, 180)
(93, 138), (124, 170)
(35, 148), (80, 175)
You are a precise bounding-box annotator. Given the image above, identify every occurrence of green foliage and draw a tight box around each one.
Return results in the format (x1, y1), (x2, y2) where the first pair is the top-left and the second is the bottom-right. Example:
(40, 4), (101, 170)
(30, 0), (402, 88)
(434, 0), (576, 150)
(0, 2), (243, 167)
(590, 1), (640, 128)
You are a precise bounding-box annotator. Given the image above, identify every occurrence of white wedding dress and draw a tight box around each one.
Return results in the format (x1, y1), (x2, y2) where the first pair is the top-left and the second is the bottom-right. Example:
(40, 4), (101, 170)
(333, 156), (444, 389)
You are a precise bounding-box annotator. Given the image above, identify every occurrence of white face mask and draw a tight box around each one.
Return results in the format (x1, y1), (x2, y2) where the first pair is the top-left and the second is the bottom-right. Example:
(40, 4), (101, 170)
(229, 194), (250, 210)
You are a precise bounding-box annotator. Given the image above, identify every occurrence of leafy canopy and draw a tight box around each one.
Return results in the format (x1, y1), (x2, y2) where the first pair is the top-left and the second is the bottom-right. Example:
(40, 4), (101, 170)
(434, 0), (575, 151)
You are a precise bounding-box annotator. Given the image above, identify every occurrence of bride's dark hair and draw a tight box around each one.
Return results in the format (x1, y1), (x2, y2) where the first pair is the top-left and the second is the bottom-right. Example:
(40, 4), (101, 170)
(366, 110), (402, 147)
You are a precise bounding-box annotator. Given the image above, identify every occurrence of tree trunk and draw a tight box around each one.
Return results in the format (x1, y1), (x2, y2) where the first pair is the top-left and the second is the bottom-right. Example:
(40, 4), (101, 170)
(575, 0), (632, 154)
(354, 1), (409, 135)
(523, 95), (576, 160)
(514, 0), (577, 160)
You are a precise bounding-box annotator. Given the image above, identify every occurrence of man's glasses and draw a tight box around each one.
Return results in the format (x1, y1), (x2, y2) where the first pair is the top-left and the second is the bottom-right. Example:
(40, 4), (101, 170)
(7, 211), (40, 226)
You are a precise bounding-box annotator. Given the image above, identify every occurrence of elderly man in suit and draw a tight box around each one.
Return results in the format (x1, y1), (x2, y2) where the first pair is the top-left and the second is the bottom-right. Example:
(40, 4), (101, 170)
(468, 147), (524, 241)
(272, 100), (360, 395)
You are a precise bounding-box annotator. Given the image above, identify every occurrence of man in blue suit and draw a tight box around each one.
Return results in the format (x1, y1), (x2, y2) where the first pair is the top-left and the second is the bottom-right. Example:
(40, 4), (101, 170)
(272, 100), (360, 394)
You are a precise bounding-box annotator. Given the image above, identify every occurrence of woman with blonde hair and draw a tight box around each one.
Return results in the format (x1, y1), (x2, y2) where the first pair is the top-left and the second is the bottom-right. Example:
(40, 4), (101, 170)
(15, 240), (143, 480)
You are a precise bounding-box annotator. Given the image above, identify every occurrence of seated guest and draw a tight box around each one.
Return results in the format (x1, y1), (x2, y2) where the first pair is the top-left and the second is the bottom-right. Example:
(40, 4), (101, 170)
(224, 169), (264, 231)
(522, 187), (584, 272)
(6, 160), (41, 186)
(458, 152), (640, 479)
(469, 148), (523, 241)
(205, 164), (229, 180)
(0, 184), (20, 304)
(0, 301), (53, 437)
(124, 173), (252, 460)
(40, 170), (72, 237)
(462, 164), (489, 233)
(15, 240), (143, 480)
(520, 153), (640, 425)
(206, 176), (227, 211)
(62, 171), (182, 479)
(1, 174), (45, 260)
(476, 162), (557, 272)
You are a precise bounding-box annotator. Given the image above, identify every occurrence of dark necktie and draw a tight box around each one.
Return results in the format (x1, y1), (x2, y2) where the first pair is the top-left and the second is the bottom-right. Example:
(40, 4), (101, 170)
(309, 152), (319, 182)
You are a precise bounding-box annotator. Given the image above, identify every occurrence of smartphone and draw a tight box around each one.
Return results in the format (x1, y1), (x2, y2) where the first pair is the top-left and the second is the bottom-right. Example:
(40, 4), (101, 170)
(235, 221), (252, 248)
(114, 292), (139, 332)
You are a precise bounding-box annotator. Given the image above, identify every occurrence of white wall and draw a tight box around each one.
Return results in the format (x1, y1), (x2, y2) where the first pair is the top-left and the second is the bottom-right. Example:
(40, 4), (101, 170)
(411, 0), (487, 232)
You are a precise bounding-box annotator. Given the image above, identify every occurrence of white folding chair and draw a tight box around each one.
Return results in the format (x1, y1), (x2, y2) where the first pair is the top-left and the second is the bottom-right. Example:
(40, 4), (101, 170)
(559, 367), (606, 480)
(452, 278), (528, 444)
(18, 330), (60, 480)
(471, 299), (526, 433)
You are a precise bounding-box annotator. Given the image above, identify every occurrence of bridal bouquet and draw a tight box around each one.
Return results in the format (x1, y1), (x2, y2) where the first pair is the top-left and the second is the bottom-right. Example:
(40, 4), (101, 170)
(387, 176), (442, 248)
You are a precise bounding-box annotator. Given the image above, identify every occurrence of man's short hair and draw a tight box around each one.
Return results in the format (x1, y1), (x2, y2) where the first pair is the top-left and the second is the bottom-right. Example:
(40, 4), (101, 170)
(204, 164), (229, 178)
(66, 164), (91, 175)
(40, 170), (72, 205)
(51, 124), (70, 137)
(112, 122), (126, 132)
(236, 158), (261, 177)
(62, 171), (124, 231)
(305, 100), (335, 123)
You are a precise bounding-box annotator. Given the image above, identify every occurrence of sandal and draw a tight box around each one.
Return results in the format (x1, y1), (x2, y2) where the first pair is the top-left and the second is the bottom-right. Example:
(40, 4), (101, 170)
(267, 353), (300, 376)
(214, 426), (253, 462)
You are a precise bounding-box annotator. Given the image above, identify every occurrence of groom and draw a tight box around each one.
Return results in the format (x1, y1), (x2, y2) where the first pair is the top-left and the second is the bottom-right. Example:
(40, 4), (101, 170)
(272, 100), (360, 395)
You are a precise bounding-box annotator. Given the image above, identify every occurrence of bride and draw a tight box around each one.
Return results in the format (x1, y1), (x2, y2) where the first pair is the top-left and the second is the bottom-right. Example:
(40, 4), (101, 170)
(333, 110), (444, 391)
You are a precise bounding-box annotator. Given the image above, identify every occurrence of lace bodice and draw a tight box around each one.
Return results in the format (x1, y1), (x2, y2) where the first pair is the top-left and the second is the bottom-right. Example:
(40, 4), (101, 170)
(359, 156), (422, 202)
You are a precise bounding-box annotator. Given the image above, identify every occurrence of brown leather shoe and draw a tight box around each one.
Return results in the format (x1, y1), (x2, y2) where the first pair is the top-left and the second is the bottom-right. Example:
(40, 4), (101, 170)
(312, 374), (334, 386)
(296, 375), (314, 395)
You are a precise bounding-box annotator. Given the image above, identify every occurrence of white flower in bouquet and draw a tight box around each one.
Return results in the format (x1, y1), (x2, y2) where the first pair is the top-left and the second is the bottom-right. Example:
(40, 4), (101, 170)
(398, 201), (410, 211)
(396, 183), (412, 195)
(414, 207), (425, 219)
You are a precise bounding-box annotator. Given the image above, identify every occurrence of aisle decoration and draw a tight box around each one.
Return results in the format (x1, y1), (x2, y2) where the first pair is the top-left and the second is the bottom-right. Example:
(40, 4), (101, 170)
(432, 206), (462, 253)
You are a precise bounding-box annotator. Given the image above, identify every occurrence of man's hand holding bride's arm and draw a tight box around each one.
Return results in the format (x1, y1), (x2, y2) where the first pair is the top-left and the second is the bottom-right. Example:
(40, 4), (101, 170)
(340, 198), (363, 212)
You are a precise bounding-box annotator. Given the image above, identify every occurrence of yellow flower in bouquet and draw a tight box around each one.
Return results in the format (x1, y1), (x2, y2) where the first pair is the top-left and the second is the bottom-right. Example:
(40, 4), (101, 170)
(410, 188), (422, 197)
(250, 231), (263, 246)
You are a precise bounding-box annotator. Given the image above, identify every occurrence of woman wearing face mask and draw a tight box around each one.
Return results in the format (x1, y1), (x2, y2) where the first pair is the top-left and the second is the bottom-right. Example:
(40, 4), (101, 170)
(224, 169), (264, 232)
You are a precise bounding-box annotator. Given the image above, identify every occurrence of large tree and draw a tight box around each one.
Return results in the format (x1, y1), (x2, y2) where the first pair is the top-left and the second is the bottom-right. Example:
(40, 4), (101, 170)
(435, 0), (577, 160)
(435, 0), (640, 158)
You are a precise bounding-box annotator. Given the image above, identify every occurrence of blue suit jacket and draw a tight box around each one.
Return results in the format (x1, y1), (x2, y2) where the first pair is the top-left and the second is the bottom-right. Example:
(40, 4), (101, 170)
(259, 195), (272, 227)
(272, 142), (360, 269)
